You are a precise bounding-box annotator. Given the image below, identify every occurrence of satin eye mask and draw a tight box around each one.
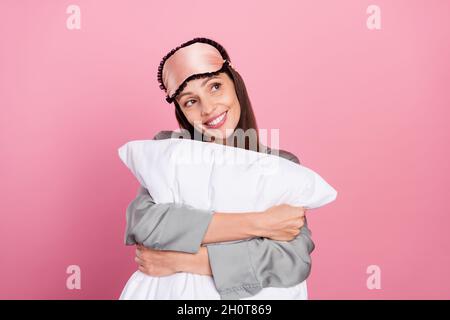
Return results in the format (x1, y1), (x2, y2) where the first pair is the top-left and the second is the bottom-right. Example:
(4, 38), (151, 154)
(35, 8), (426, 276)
(157, 41), (231, 104)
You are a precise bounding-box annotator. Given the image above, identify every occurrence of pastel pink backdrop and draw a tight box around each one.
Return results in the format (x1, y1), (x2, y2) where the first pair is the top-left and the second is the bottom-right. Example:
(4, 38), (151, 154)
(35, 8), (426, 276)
(1, 0), (449, 299)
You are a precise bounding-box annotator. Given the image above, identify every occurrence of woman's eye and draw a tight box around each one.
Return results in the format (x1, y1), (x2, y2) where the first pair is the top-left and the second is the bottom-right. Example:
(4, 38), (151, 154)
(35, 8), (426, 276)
(211, 82), (222, 91)
(185, 99), (196, 107)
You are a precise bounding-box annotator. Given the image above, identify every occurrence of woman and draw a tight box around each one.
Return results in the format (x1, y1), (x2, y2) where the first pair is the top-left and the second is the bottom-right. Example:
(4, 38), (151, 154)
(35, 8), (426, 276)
(120, 37), (315, 300)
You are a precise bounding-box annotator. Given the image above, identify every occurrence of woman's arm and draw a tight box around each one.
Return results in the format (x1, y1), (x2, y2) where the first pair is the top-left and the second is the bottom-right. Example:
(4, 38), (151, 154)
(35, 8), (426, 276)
(125, 186), (265, 253)
(127, 185), (304, 253)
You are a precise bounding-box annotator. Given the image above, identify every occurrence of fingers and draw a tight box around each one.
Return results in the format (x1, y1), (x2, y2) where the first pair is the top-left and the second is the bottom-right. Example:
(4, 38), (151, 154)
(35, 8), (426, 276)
(135, 246), (155, 276)
(284, 228), (301, 241)
(293, 218), (305, 229)
(134, 255), (144, 266)
(135, 246), (147, 266)
(138, 265), (149, 274)
(295, 209), (305, 219)
(291, 206), (306, 217)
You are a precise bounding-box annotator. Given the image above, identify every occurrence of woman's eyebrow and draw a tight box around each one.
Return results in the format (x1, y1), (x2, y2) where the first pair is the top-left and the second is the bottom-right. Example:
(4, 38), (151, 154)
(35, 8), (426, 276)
(201, 75), (221, 87)
(177, 75), (222, 99)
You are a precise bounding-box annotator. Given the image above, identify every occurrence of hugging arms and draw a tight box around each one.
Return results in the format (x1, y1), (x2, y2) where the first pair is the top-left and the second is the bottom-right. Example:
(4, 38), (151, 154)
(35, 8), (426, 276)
(125, 132), (315, 300)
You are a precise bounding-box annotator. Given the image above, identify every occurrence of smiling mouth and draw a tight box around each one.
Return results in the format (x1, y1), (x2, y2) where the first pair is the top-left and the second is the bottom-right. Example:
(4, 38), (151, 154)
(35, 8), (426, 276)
(203, 111), (227, 129)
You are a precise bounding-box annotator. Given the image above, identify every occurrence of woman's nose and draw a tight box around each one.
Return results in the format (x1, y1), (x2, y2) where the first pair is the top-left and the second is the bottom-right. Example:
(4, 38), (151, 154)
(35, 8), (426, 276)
(202, 107), (214, 117)
(200, 100), (216, 116)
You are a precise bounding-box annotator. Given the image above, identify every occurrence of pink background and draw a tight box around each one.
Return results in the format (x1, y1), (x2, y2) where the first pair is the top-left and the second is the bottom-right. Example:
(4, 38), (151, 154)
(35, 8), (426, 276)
(1, 0), (449, 299)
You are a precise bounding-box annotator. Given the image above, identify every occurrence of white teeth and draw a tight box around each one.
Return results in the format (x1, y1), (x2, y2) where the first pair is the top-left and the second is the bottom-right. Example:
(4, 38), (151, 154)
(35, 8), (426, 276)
(206, 112), (226, 126)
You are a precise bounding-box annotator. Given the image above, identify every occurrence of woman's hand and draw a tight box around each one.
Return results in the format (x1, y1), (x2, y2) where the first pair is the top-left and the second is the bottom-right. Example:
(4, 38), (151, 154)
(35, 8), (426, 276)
(135, 244), (181, 277)
(135, 244), (213, 277)
(258, 204), (306, 241)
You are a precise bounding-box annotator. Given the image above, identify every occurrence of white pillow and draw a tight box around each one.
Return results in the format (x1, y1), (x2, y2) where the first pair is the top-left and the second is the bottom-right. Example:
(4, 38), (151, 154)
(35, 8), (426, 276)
(118, 138), (337, 212)
(117, 137), (337, 300)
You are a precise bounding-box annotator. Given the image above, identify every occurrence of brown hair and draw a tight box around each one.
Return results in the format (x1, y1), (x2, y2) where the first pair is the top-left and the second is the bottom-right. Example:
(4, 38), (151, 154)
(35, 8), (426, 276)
(157, 37), (266, 153)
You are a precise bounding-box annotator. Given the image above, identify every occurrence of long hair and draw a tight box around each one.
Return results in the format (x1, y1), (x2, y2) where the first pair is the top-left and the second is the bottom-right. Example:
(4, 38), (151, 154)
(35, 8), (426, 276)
(157, 37), (266, 153)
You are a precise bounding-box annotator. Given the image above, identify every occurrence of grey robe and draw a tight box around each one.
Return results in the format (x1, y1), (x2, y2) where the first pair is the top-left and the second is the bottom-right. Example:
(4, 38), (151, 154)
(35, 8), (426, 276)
(124, 130), (315, 299)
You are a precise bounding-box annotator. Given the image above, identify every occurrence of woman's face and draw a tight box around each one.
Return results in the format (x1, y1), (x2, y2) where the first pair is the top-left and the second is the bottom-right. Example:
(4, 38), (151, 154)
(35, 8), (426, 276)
(175, 72), (241, 144)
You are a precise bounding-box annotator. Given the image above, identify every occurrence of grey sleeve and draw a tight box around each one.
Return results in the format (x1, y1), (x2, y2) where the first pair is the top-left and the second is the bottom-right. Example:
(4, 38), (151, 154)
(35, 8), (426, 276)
(205, 218), (315, 299)
(124, 185), (213, 253)
(205, 150), (316, 300)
